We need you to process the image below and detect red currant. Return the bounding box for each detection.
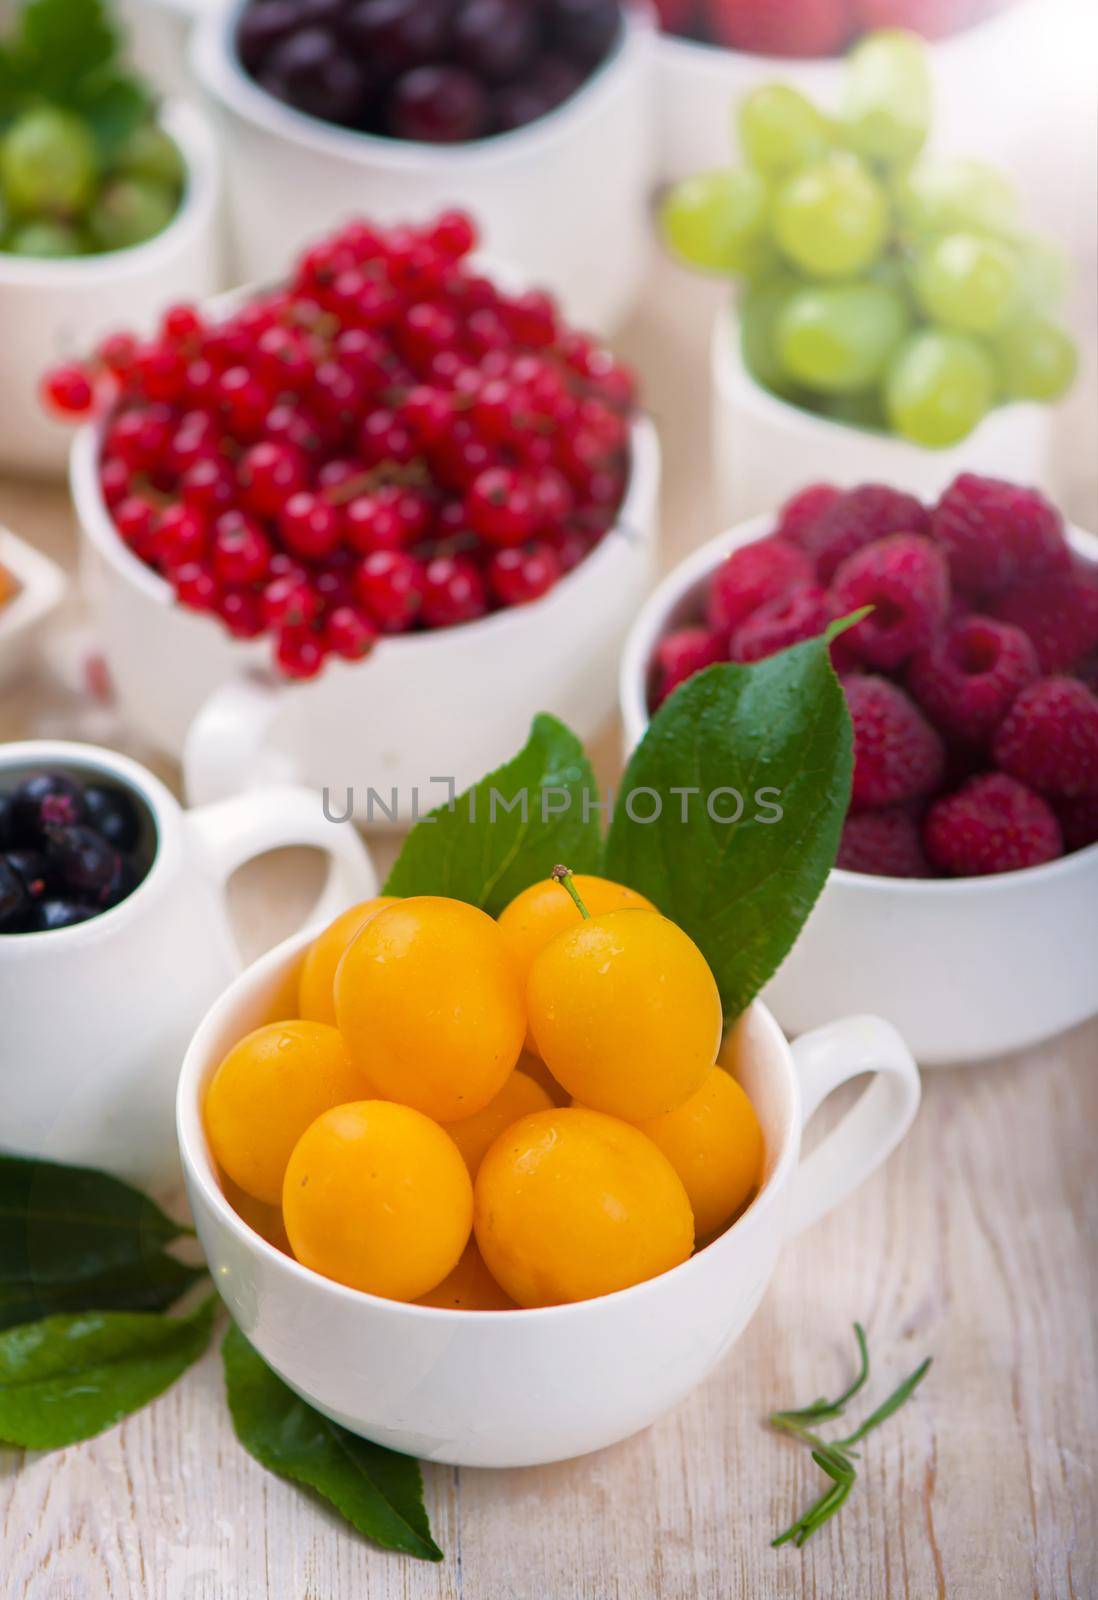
[262,574,320,630]
[325,605,378,660]
[219,587,265,638]
[279,491,343,561]
[275,626,326,680]
[421,556,488,628]
[41,364,95,417]
[174,561,220,612]
[238,440,308,517]
[212,511,272,586]
[465,467,537,547]
[488,543,562,606]
[354,550,425,633]
[154,505,208,568]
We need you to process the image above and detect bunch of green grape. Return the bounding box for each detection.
[0,107,185,259]
[661,30,1077,448]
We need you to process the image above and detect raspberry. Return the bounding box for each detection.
[906,615,1038,745]
[1055,794,1098,852]
[924,774,1062,877]
[831,534,949,671]
[931,475,1070,597]
[845,675,945,811]
[775,483,841,548]
[837,808,930,878]
[651,627,726,709]
[986,563,1098,674]
[706,538,811,635]
[1077,655,1098,697]
[730,583,830,663]
[803,485,929,583]
[993,677,1098,798]
[704,0,853,57]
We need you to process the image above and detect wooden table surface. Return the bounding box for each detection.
[1,256,1096,1600]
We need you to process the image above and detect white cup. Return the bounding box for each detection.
[619,516,1098,1066]
[711,307,1053,528]
[189,0,654,333]
[178,923,920,1468]
[0,741,376,1191]
[0,102,223,480]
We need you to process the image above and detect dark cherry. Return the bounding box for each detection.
[9,772,87,842]
[236,0,300,69]
[34,899,99,933]
[0,859,30,931]
[83,783,143,853]
[45,825,121,904]
[263,29,369,124]
[388,65,489,142]
[5,848,50,900]
[342,0,451,75]
[544,0,620,64]
[453,0,539,84]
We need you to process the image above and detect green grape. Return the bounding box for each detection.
[894,157,1019,239]
[776,281,909,394]
[88,179,177,251]
[661,168,770,276]
[738,84,831,180]
[885,330,995,447]
[5,219,87,257]
[0,108,99,218]
[773,154,888,280]
[113,122,186,192]
[994,317,1077,402]
[913,232,1021,335]
[820,390,889,433]
[841,30,930,169]
[1014,235,1070,312]
[739,275,801,398]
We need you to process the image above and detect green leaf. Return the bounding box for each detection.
[384,713,601,917]
[222,1324,443,1562]
[0,1152,189,1286]
[14,0,117,102]
[0,1294,216,1449]
[0,1254,205,1334]
[76,70,150,158]
[603,641,852,1020]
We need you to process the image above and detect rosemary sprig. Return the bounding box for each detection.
[769,1324,931,1549]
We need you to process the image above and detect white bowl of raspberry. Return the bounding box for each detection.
[67,219,659,822]
[710,307,1054,529]
[0,102,223,480]
[189,0,654,334]
[620,477,1098,1066]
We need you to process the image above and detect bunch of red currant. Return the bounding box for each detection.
[43,212,637,679]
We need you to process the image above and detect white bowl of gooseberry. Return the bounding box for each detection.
[620,477,1098,1065]
[189,0,654,333]
[62,214,658,815]
[0,101,223,478]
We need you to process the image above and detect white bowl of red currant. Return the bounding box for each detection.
[0,101,223,479]
[189,0,654,333]
[620,476,1098,1066]
[63,215,659,820]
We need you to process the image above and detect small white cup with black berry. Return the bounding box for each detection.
[620,474,1098,1067]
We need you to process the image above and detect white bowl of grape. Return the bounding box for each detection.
[189,0,654,333]
[0,0,223,477]
[661,30,1076,522]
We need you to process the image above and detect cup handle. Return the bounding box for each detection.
[786,1016,920,1238]
[182,675,294,808]
[186,784,378,950]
